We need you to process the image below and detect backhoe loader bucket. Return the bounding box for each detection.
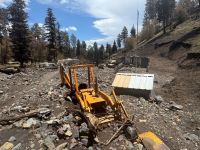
[139,132,170,150]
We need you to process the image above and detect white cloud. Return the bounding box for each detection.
[82,0,145,45]
[61,26,77,32]
[35,0,146,44]
[60,0,69,4]
[38,23,44,28]
[1,0,145,45]
[86,36,115,46]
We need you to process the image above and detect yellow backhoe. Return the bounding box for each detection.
[60,63,170,150]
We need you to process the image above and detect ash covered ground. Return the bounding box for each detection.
[0,56,199,150]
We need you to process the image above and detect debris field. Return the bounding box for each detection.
[0,55,199,150]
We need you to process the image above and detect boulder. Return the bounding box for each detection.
[155,95,164,103]
[22,118,40,129]
[44,136,56,150]
[63,114,74,122]
[57,124,71,137]
[8,136,16,142]
[169,103,183,110]
[81,138,88,147]
[65,129,73,137]
[184,133,199,141]
[12,143,22,150]
[79,123,89,136]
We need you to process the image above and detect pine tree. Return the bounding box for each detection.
[0,8,9,64]
[0,8,8,40]
[81,41,87,56]
[9,0,30,67]
[61,31,70,57]
[121,26,128,44]
[106,43,112,59]
[87,46,94,61]
[45,8,57,61]
[112,40,117,53]
[93,42,99,66]
[145,0,158,20]
[70,34,77,57]
[76,39,81,57]
[156,0,175,33]
[117,34,121,48]
[99,44,104,60]
[30,23,45,62]
[130,24,136,38]
[56,22,62,53]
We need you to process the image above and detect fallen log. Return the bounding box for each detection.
[0,110,39,125]
[0,108,51,125]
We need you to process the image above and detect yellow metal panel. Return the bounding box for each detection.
[83,93,105,104]
[139,132,163,144]
[139,132,170,150]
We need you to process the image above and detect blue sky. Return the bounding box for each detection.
[0,0,146,45]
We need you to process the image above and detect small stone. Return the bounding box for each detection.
[0,90,4,94]
[64,114,74,122]
[13,120,24,128]
[125,126,138,140]
[55,142,68,150]
[12,143,22,150]
[0,142,14,150]
[8,136,16,142]
[169,103,183,110]
[70,143,77,149]
[139,119,147,123]
[65,130,73,137]
[88,146,94,150]
[109,147,117,150]
[79,123,89,136]
[49,135,58,142]
[118,135,124,141]
[81,138,88,146]
[94,137,99,143]
[136,143,143,150]
[30,143,35,148]
[126,141,134,150]
[38,140,44,145]
[11,106,30,113]
[38,108,51,118]
[40,104,50,108]
[46,119,59,125]
[184,133,199,141]
[35,134,41,139]
[57,124,71,136]
[155,95,164,103]
[44,136,55,150]
[23,118,40,129]
[72,126,79,139]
